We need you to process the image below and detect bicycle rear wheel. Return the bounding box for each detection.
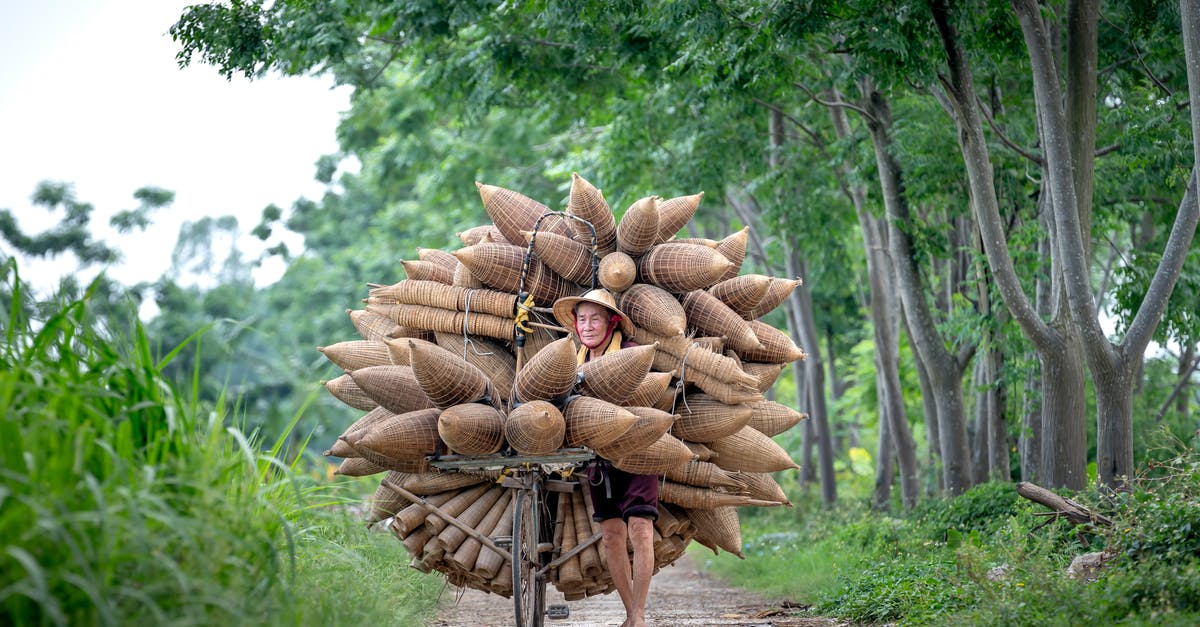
[511,481,547,627]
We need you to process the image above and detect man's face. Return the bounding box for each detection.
[575,301,614,349]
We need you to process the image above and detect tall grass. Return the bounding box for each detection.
[0,262,441,625]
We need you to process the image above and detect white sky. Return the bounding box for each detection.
[0,0,351,297]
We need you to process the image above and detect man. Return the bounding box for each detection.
[553,288,656,627]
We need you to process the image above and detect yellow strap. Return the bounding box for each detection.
[514,293,536,333]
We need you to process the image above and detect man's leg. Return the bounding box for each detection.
[599,518,633,622]
[627,516,655,627]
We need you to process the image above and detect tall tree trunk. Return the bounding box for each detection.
[873,381,895,511]
[789,251,837,506]
[907,310,943,495]
[971,356,990,484]
[986,340,1011,481]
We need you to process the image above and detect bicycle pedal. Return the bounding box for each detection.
[493,536,512,548]
[546,604,569,620]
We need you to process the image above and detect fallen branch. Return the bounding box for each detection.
[1016,481,1115,529]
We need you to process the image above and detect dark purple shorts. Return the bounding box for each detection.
[586,462,659,522]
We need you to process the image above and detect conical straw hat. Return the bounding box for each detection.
[655,192,703,243]
[506,400,566,455]
[715,227,749,281]
[324,373,379,411]
[624,371,675,408]
[616,196,660,256]
[746,400,805,438]
[708,425,799,473]
[747,277,802,319]
[348,365,436,414]
[566,173,617,255]
[551,289,633,337]
[434,332,516,403]
[476,181,573,244]
[736,320,807,365]
[577,343,657,404]
[597,251,636,292]
[617,284,686,337]
[707,274,771,319]
[592,406,675,460]
[681,290,763,353]
[611,432,694,474]
[522,229,594,286]
[318,340,392,371]
[686,505,744,557]
[562,396,639,449]
[400,258,454,285]
[671,393,754,443]
[735,472,791,506]
[352,407,443,461]
[407,339,493,408]
[637,243,732,293]
[348,309,399,342]
[514,337,578,402]
[439,402,505,455]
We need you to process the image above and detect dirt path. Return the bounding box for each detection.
[428,552,835,627]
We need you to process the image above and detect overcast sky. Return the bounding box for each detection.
[0,0,351,294]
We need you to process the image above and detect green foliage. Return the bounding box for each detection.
[912,481,1023,541]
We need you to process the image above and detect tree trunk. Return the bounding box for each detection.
[873,378,894,511]
[971,356,990,484]
[907,309,943,495]
[788,251,837,506]
[986,342,1011,481]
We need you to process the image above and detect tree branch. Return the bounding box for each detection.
[975,94,1043,164]
[1154,352,1200,423]
[793,81,877,123]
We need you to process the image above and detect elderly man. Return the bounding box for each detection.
[553,288,656,627]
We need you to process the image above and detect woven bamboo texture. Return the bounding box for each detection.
[389,488,462,536]
[576,343,657,404]
[522,229,594,285]
[453,242,574,306]
[335,405,395,444]
[624,371,675,408]
[368,481,411,523]
[517,323,563,362]
[683,440,717,462]
[323,373,379,411]
[555,493,584,589]
[407,339,493,408]
[615,196,660,256]
[351,407,443,461]
[434,332,516,403]
[708,425,799,473]
[505,400,566,455]
[659,482,768,509]
[349,365,436,414]
[597,251,636,292]
[638,242,732,293]
[318,340,392,371]
[747,277,802,319]
[348,309,399,341]
[401,259,454,285]
[384,469,490,495]
[715,227,749,281]
[630,328,761,404]
[686,505,743,557]
[368,303,514,343]
[707,274,771,319]
[617,284,687,337]
[680,289,763,353]
[416,247,459,274]
[384,337,412,365]
[513,337,577,402]
[671,394,754,443]
[747,400,805,437]
[735,472,791,506]
[591,405,675,460]
[566,173,617,255]
[424,483,493,536]
[369,280,517,318]
[670,237,718,247]
[476,181,573,245]
[736,320,807,364]
[611,432,694,474]
[562,396,638,448]
[334,456,387,477]
[664,459,745,491]
[453,262,485,288]
[434,485,506,554]
[741,361,786,393]
[655,192,703,243]
[457,224,508,246]
[570,489,603,579]
[438,402,505,454]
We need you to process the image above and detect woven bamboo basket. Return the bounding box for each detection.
[448,489,511,576]
[655,192,704,243]
[611,432,694,474]
[570,489,603,579]
[400,259,454,285]
[707,274,771,319]
[436,485,506,554]
[664,459,746,491]
[348,365,436,414]
[416,246,459,273]
[333,405,395,445]
[562,396,639,448]
[471,500,515,585]
[457,224,509,246]
[522,229,594,285]
[616,196,660,256]
[683,440,718,462]
[453,242,574,306]
[747,277,802,319]
[671,393,754,443]
[369,280,517,319]
[637,242,732,293]
[351,407,443,461]
[707,425,799,473]
[407,339,494,408]
[576,343,657,404]
[741,361,786,393]
[631,329,761,399]
[566,172,617,255]
[323,373,379,411]
[506,400,566,455]
[334,456,388,477]
[591,405,675,460]
[736,320,807,364]
[714,227,750,281]
[347,309,399,342]
[476,181,574,245]
[695,337,726,353]
[654,503,687,537]
[317,340,392,371]
[680,290,763,353]
[425,483,493,536]
[434,332,516,402]
[331,431,431,474]
[384,469,490,495]
[368,303,514,342]
[670,237,718,247]
[617,284,687,337]
[368,480,411,523]
[438,402,505,455]
[746,400,805,438]
[390,489,459,536]
[597,251,636,292]
[517,323,563,362]
[514,337,577,402]
[686,505,744,557]
[384,337,413,366]
[659,481,766,509]
[553,494,584,590]
[735,472,791,506]
[624,371,675,408]
[453,262,485,288]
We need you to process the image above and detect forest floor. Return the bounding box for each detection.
[428,551,838,627]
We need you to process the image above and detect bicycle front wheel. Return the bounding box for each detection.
[511,482,547,627]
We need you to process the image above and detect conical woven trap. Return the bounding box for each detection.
[611,432,694,474]
[522,229,594,285]
[683,440,718,462]
[617,284,686,337]
[336,405,396,444]
[351,407,443,461]
[615,196,659,256]
[434,332,516,403]
[318,340,392,371]
[715,227,749,281]
[736,320,806,364]
[348,365,436,414]
[597,251,635,292]
[741,361,786,393]
[453,262,484,288]
[506,400,566,455]
[514,337,578,402]
[624,371,675,408]
[664,459,745,491]
[438,402,505,455]
[458,224,508,246]
[707,273,771,319]
[348,309,400,342]
[566,172,617,255]
[670,393,753,443]
[562,396,638,448]
[747,400,805,437]
[686,505,744,557]
[416,246,459,273]
[324,373,379,411]
[659,481,760,509]
[656,192,703,243]
[735,472,791,506]
[369,280,517,318]
[435,486,506,554]
[335,456,388,477]
[401,258,454,285]
[367,480,411,523]
[681,290,762,353]
[747,277,801,319]
[367,303,514,342]
[637,242,732,293]
[407,339,493,408]
[631,329,760,396]
[476,181,573,246]
[453,242,574,306]
[708,425,799,473]
[384,337,413,365]
[577,343,657,404]
[591,405,675,460]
